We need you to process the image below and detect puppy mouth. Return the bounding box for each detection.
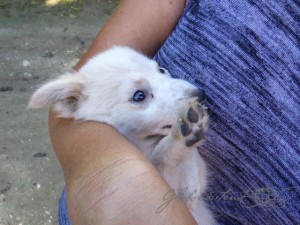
[162,124,172,129]
[144,124,172,140]
[145,134,166,140]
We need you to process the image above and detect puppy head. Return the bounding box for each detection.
[29,46,200,138]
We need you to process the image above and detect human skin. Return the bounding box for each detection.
[48,0,197,225]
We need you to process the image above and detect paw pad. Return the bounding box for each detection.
[180,122,191,137]
[185,128,204,147]
[175,100,208,147]
[187,107,199,123]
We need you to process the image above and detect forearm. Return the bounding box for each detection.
[74,0,186,70]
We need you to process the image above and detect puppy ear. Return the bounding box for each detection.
[28,73,86,118]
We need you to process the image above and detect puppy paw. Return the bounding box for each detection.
[173,99,208,147]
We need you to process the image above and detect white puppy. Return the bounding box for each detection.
[29,46,215,224]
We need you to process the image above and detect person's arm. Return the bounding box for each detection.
[74,0,186,70]
[49,0,196,224]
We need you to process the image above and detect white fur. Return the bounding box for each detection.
[29,46,216,224]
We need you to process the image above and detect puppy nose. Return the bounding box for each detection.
[196,89,206,102]
[189,89,206,102]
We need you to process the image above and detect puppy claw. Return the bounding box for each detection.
[196,104,204,117]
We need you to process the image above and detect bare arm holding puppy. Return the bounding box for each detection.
[47,1,198,225]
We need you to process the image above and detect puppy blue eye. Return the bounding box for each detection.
[132,90,146,102]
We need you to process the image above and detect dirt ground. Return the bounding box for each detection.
[0,1,118,224]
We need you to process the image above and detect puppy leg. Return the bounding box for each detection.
[151,99,208,209]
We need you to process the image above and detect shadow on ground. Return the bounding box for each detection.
[0,1,118,224]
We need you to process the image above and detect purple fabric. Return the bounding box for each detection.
[154,0,300,224]
[59,188,71,225]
